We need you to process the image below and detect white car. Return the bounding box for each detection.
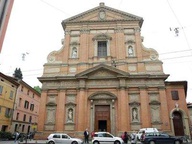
[47,133,83,144]
[136,128,159,140]
[92,132,124,144]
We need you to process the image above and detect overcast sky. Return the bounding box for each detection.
[0,0,192,102]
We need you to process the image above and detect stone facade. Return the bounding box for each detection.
[37,3,190,139]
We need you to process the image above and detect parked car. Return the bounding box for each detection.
[47,133,83,144]
[92,132,124,144]
[143,132,183,144]
[136,128,158,140]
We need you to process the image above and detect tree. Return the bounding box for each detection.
[13,68,23,80]
[33,86,41,93]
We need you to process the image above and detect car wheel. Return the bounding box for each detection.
[114,140,120,144]
[175,140,181,144]
[149,141,155,144]
[48,141,55,144]
[72,141,78,144]
[93,141,100,144]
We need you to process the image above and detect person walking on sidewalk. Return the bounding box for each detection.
[14,131,19,143]
[130,131,137,144]
[84,128,89,144]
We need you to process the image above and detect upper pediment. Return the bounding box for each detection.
[76,64,129,79]
[62,3,143,29]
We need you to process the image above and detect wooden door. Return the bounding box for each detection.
[95,105,110,132]
[173,111,184,136]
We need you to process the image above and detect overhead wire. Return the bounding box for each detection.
[166,0,192,52]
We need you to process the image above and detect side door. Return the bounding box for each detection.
[53,134,62,143]
[62,134,71,144]
[103,133,114,144]
[158,134,172,144]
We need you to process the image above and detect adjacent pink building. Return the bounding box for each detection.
[11,80,41,134]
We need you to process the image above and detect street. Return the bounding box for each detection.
[0,140,191,144]
[0,140,46,144]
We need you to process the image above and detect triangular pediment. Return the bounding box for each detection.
[76,64,129,79]
[62,3,143,29]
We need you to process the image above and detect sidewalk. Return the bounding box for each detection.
[18,139,47,144]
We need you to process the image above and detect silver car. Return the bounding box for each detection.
[47,133,83,144]
[92,132,124,144]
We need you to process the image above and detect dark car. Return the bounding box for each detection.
[143,132,183,144]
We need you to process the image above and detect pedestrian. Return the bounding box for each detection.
[140,131,146,144]
[91,131,95,139]
[130,131,137,144]
[122,131,129,144]
[84,128,89,144]
[14,131,19,143]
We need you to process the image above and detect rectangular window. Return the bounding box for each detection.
[27,90,30,95]
[30,104,34,111]
[98,41,107,57]
[22,125,25,132]
[171,90,179,100]
[24,100,29,109]
[29,116,32,123]
[21,86,23,92]
[16,113,19,120]
[0,85,3,95]
[23,114,26,121]
[5,108,12,118]
[19,98,22,107]
[9,91,14,99]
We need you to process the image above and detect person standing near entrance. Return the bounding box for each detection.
[84,128,89,144]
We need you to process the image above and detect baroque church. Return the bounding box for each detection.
[37,3,190,139]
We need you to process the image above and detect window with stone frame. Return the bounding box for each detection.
[9,90,14,99]
[171,90,179,100]
[24,100,29,109]
[23,114,26,121]
[92,34,112,57]
[0,85,3,95]
[98,41,107,57]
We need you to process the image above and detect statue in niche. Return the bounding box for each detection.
[71,48,77,58]
[128,46,134,56]
[132,108,138,121]
[68,109,73,121]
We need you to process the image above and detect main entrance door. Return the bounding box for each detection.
[95,105,110,132]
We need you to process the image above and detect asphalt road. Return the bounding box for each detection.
[1,140,192,144]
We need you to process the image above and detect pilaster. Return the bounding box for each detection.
[55,90,66,131]
[159,87,170,131]
[38,90,47,131]
[140,87,151,127]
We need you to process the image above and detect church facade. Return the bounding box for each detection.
[37,3,190,139]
